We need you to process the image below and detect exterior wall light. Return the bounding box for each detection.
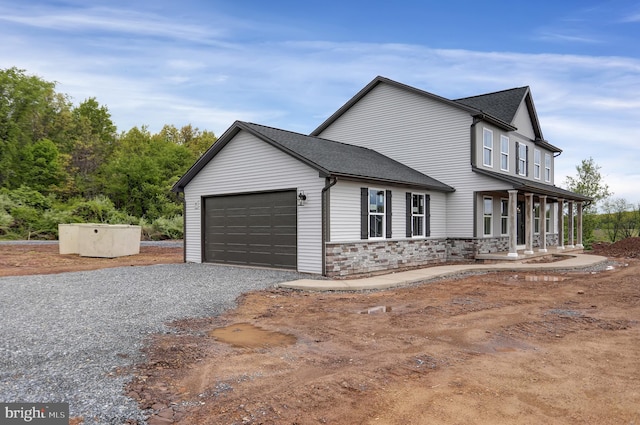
[298,191,307,206]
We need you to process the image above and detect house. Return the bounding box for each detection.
[172,76,590,277]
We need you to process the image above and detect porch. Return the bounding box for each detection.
[475,245,586,262]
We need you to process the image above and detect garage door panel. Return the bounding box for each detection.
[203,191,297,269]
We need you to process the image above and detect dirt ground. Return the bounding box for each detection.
[0,243,183,276]
[2,241,639,424]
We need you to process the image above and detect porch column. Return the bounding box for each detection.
[567,200,575,248]
[557,198,565,250]
[524,192,534,255]
[539,195,548,253]
[507,190,518,257]
[576,201,584,249]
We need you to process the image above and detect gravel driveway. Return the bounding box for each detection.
[0,263,306,424]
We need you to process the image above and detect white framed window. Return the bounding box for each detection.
[411,193,425,237]
[517,142,527,176]
[483,196,493,236]
[483,128,493,167]
[534,149,541,180]
[545,203,551,232]
[369,189,385,238]
[500,199,509,235]
[545,153,551,182]
[500,136,509,171]
[534,202,540,234]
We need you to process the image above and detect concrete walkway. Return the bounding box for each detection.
[279,253,609,291]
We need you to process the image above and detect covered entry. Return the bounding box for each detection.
[203,190,297,269]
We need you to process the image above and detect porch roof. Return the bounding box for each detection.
[472,166,592,202]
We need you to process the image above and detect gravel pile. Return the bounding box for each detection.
[0,263,307,424]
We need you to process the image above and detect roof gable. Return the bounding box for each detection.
[456,87,561,153]
[173,121,455,193]
[310,76,515,136]
[454,87,529,124]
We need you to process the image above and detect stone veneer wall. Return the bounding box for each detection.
[325,234,563,277]
[325,239,449,278]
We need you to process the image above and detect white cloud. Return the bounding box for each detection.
[0,4,638,202]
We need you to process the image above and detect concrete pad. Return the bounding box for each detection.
[279,254,609,292]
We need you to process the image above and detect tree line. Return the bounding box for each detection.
[0,67,215,239]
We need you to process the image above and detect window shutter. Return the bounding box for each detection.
[385,190,392,238]
[360,188,368,239]
[425,194,431,237]
[515,141,520,174]
[525,145,529,176]
[406,192,412,237]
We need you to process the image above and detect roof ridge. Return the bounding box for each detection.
[454,86,529,101]
[241,121,388,153]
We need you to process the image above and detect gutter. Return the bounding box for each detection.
[321,176,338,277]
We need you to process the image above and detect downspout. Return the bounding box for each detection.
[321,176,338,277]
[178,190,186,263]
[470,117,482,240]
[470,115,482,167]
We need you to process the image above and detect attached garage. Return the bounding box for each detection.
[203,190,297,269]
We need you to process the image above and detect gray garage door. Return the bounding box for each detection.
[203,191,297,269]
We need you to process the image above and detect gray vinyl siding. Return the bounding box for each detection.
[183,130,324,274]
[475,123,555,185]
[318,82,482,237]
[328,180,447,242]
[512,102,536,139]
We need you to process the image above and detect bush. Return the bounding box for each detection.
[140,215,183,240]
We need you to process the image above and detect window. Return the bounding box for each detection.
[411,194,425,237]
[500,136,509,171]
[406,193,430,238]
[483,128,493,167]
[534,202,540,234]
[483,197,493,236]
[362,188,391,239]
[369,189,385,238]
[500,199,509,235]
[545,204,551,232]
[517,142,527,176]
[545,153,551,182]
[534,149,541,179]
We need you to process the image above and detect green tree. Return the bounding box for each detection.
[67,98,117,197]
[21,139,66,193]
[563,157,612,247]
[563,157,612,213]
[0,67,72,190]
[98,126,194,219]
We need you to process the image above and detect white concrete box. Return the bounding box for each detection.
[58,223,80,254]
[59,224,141,258]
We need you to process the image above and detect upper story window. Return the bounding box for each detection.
[500,136,509,171]
[483,196,493,236]
[483,129,493,167]
[545,153,551,182]
[534,149,541,180]
[516,142,527,176]
[369,189,385,238]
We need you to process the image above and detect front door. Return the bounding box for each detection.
[517,200,525,245]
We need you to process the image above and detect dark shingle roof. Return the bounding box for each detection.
[173,121,455,192]
[472,166,592,202]
[454,87,529,124]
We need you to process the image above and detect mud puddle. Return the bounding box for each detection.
[208,323,296,348]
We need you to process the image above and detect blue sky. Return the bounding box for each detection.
[1,0,639,203]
